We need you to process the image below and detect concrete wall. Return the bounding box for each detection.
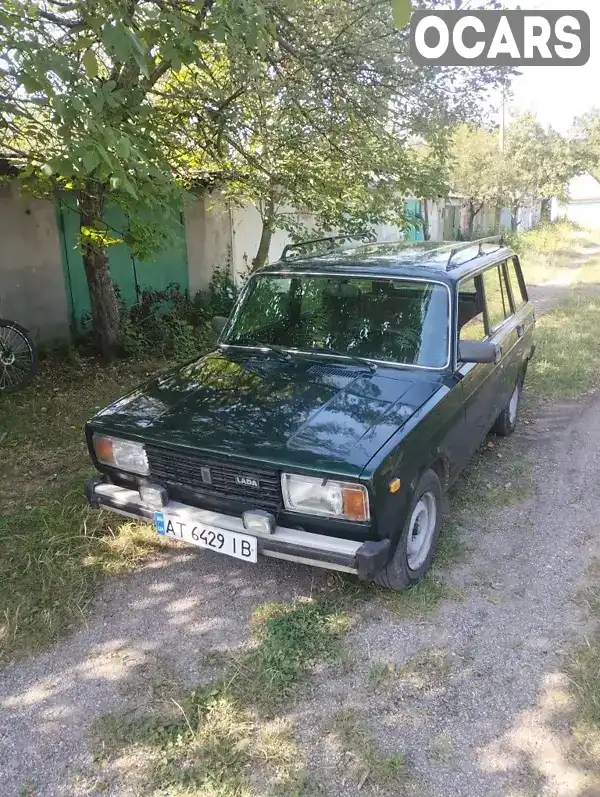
[185,191,234,294]
[230,203,317,282]
[0,183,69,340]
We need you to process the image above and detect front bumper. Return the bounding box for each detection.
[86,478,389,580]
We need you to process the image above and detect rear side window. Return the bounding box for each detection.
[482,265,512,332]
[506,257,527,309]
[458,277,485,342]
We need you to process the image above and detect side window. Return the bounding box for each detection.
[458,277,485,342]
[506,257,527,309]
[482,265,512,333]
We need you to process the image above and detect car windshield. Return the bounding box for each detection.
[223,274,450,369]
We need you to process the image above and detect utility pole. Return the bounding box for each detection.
[496,83,507,234]
[499,83,506,154]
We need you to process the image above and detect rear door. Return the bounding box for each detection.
[505,255,536,368]
[481,263,517,418]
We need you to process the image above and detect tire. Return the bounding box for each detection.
[374,469,443,591]
[492,374,523,437]
[0,320,38,393]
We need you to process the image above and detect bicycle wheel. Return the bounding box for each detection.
[0,320,38,393]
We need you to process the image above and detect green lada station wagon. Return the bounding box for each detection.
[86,236,535,590]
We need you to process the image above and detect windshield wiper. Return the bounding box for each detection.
[219,340,291,361]
[307,348,378,372]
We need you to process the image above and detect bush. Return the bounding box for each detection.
[505,218,584,258]
[117,266,240,361]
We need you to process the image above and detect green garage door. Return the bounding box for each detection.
[57,196,189,331]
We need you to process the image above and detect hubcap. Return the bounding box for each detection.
[508,383,520,425]
[406,491,438,571]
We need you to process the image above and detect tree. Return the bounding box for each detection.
[449,124,501,238]
[573,108,600,182]
[499,113,580,230]
[0,0,284,355]
[167,0,510,269]
[1,0,510,352]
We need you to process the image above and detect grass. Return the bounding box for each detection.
[0,355,168,660]
[527,290,600,401]
[367,647,453,698]
[568,562,600,777]
[507,220,600,288]
[451,441,533,513]
[94,598,349,795]
[327,708,406,790]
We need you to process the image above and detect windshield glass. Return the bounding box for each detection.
[223,274,450,369]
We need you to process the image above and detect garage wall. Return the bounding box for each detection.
[185,191,233,293]
[0,183,70,340]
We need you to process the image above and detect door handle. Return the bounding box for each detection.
[517,324,525,338]
[494,346,502,365]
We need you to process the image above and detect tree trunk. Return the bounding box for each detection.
[494,202,502,234]
[467,200,486,240]
[422,200,430,241]
[540,198,551,222]
[511,204,520,231]
[252,192,276,271]
[78,180,120,359]
[467,201,475,240]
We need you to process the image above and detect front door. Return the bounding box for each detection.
[457,261,518,458]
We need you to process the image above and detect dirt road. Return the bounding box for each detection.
[1,286,600,797]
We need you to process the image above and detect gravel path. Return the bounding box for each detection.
[2,283,600,797]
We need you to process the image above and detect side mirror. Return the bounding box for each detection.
[212,316,228,335]
[459,340,498,364]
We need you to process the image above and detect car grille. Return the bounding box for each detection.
[145,446,282,512]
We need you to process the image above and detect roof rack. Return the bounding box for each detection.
[446,235,505,268]
[281,234,376,261]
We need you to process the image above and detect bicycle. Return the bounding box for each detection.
[0,319,38,392]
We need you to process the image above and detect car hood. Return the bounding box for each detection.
[91,351,442,474]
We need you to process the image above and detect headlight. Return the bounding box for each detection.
[92,433,149,476]
[281,474,370,522]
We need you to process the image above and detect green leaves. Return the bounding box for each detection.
[82,49,98,78]
[392,0,412,30]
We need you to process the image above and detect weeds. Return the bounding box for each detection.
[327,708,406,789]
[504,218,583,261]
[528,291,600,400]
[0,357,168,659]
[94,598,347,795]
[568,561,600,773]
[384,572,464,619]
[117,267,238,361]
[237,600,351,710]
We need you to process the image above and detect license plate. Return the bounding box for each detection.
[154,512,257,563]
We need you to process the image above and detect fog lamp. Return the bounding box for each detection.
[139,484,168,509]
[242,510,276,535]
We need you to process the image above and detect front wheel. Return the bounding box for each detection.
[374,469,443,591]
[0,320,37,393]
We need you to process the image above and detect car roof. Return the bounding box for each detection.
[258,238,515,285]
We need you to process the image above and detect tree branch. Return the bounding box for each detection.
[38,9,82,27]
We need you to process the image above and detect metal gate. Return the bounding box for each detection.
[57,195,189,331]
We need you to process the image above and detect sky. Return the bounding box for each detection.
[499,0,600,132]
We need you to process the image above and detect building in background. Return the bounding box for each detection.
[0,180,542,341]
[552,173,600,229]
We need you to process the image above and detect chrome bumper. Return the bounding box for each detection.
[86,478,390,579]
